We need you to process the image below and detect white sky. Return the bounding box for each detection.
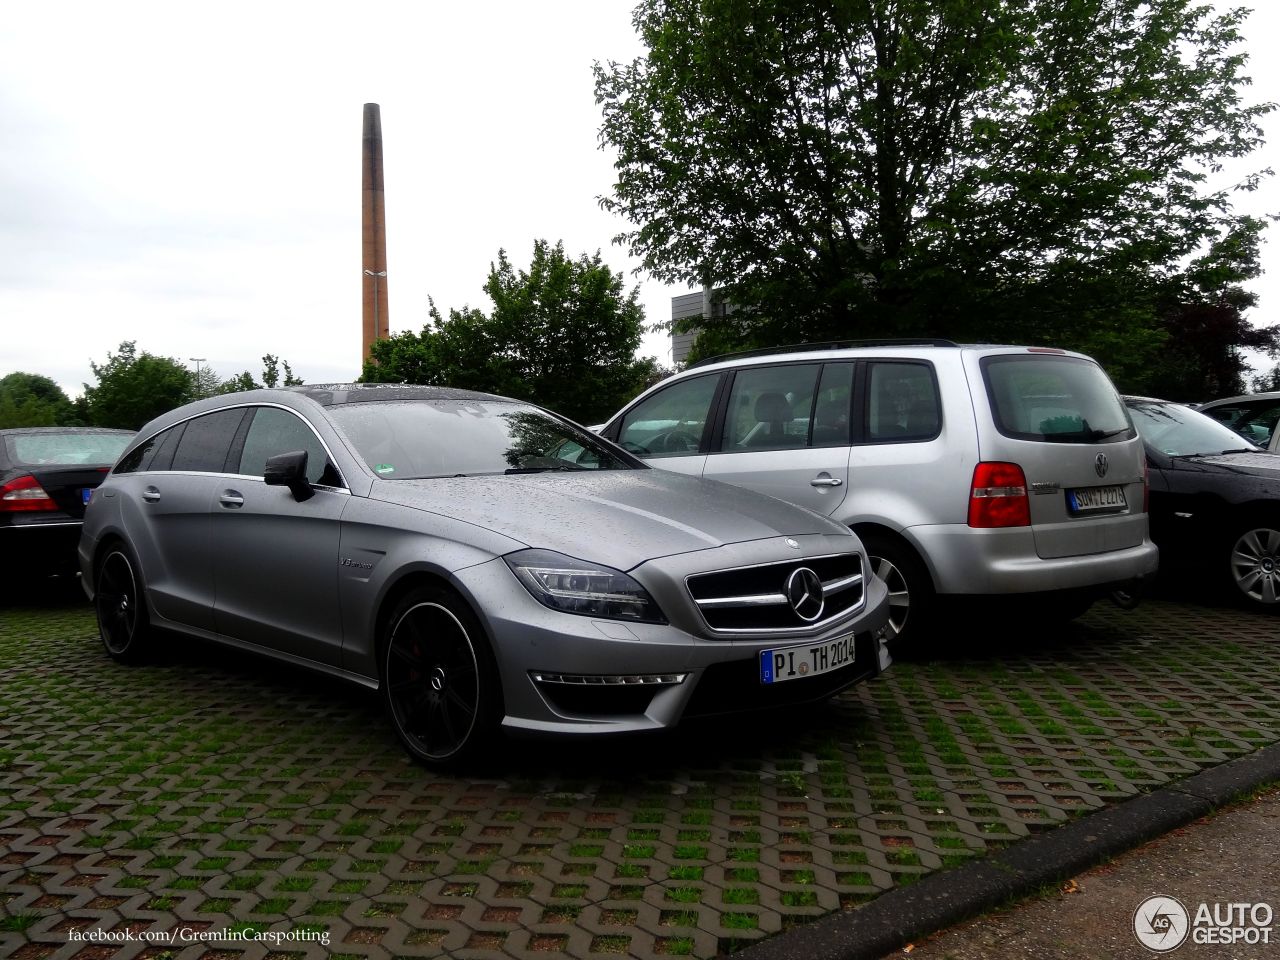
[0,1,1276,399]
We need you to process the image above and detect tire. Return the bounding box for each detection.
[94,544,153,663]
[861,533,935,651]
[1226,521,1280,609]
[379,584,501,766]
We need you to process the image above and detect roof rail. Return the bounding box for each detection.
[688,339,960,369]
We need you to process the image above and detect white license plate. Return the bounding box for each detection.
[760,634,855,685]
[1069,484,1126,513]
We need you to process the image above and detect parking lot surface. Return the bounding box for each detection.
[2,586,1279,959]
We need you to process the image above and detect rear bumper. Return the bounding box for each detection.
[912,524,1160,595]
[0,520,84,574]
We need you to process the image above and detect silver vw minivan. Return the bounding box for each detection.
[599,342,1159,646]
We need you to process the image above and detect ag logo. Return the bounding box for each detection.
[1134,895,1190,952]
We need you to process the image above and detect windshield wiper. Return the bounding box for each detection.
[504,465,587,474]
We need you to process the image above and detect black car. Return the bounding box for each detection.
[1,427,135,577]
[1124,397,1279,610]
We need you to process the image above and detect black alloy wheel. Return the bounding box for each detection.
[95,546,152,663]
[381,587,497,765]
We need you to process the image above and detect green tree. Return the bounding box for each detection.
[215,355,305,395]
[82,341,193,429]
[595,0,1272,376]
[362,240,660,424]
[0,373,78,428]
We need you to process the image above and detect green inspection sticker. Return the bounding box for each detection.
[374,463,396,475]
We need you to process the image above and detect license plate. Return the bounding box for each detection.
[1068,485,1126,513]
[760,634,855,685]
[81,488,93,506]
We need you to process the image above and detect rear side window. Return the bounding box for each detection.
[982,355,1132,443]
[866,362,940,442]
[721,364,820,451]
[618,374,719,458]
[170,409,248,472]
[238,407,341,486]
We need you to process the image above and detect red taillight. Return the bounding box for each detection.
[0,475,57,512]
[968,461,1030,528]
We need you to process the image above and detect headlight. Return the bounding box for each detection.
[505,549,666,623]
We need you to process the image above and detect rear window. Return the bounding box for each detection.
[5,432,133,467]
[982,355,1133,443]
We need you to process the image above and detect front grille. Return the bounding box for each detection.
[686,553,864,632]
[683,633,878,718]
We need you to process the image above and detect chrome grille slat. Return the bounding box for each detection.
[686,552,866,634]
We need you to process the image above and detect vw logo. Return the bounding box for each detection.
[1094,452,1109,478]
[785,567,825,623]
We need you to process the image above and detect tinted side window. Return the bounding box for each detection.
[114,434,162,474]
[618,375,719,458]
[238,407,340,486]
[721,364,820,451]
[867,362,941,442]
[171,410,248,473]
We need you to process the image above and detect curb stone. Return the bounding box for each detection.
[735,742,1280,960]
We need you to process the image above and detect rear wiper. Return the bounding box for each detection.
[1088,427,1131,441]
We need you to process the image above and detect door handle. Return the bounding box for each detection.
[219,492,245,508]
[141,487,161,503]
[810,477,843,488]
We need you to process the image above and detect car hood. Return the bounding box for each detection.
[367,469,845,570]
[1174,451,1280,480]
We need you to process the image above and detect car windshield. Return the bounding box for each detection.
[5,432,132,467]
[328,400,641,479]
[1126,399,1263,457]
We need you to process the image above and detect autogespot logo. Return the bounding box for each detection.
[1134,895,1190,952]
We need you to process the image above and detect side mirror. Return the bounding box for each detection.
[263,450,315,502]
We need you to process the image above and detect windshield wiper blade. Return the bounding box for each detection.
[504,466,587,474]
[1088,427,1131,441]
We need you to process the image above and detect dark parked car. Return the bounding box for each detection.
[1124,397,1279,610]
[1,427,135,577]
[1195,391,1280,454]
[80,385,891,766]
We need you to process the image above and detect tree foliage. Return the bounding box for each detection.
[81,341,193,430]
[361,240,660,424]
[595,0,1274,383]
[212,354,304,396]
[0,373,78,428]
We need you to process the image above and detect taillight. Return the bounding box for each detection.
[968,461,1030,528]
[0,475,57,512]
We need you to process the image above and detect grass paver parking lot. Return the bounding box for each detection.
[2,587,1279,959]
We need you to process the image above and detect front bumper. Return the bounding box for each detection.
[453,550,891,737]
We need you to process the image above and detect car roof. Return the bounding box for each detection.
[285,383,508,406]
[1198,392,1280,408]
[682,340,1094,374]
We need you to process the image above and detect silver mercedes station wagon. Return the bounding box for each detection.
[80,384,890,765]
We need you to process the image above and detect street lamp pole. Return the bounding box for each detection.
[364,269,388,340]
[189,357,207,398]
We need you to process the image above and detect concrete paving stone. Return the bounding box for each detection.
[5,593,1280,958]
